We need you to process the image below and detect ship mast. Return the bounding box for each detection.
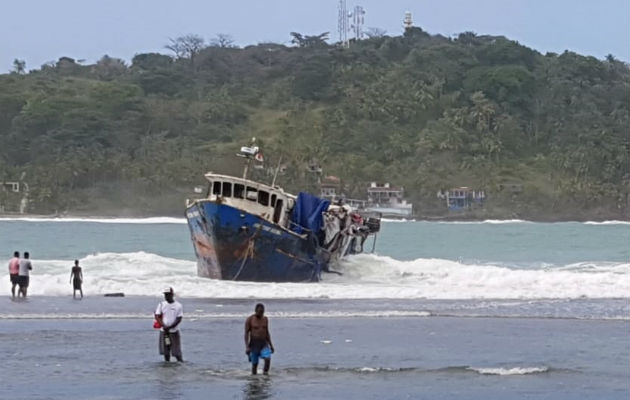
[237,138,263,180]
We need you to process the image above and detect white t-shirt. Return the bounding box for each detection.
[155,300,183,332]
[18,259,32,276]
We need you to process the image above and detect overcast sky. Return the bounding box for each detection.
[2,0,629,72]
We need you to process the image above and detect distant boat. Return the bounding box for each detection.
[185,144,381,282]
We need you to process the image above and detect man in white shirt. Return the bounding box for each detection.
[18,251,32,298]
[155,286,183,362]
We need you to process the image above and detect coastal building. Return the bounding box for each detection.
[319,176,341,200]
[1,181,20,193]
[365,182,413,217]
[319,176,367,209]
[0,181,28,214]
[438,187,486,210]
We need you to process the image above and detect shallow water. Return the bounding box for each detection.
[1,298,628,400]
[0,218,628,398]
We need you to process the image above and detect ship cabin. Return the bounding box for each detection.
[203,173,295,228]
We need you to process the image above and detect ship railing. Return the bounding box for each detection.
[287,220,312,236]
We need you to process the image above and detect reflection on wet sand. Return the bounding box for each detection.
[242,375,272,400]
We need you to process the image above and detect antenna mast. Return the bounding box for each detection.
[338,0,349,48]
[350,5,365,41]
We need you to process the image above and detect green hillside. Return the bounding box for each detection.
[0,28,628,220]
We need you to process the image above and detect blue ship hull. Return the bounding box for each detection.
[186,200,326,282]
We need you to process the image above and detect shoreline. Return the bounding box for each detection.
[1,212,628,223]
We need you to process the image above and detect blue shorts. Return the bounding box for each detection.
[249,346,271,364]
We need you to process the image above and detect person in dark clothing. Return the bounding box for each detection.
[69,260,83,299]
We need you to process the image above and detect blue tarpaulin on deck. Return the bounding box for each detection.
[290,192,330,234]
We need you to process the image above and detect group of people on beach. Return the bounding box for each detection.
[7,252,84,299]
[8,251,32,298]
[8,254,271,374]
[155,287,275,375]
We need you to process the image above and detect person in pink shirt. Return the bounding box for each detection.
[8,251,20,298]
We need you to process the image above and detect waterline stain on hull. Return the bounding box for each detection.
[186,201,324,282]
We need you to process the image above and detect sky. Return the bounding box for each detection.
[1,0,629,72]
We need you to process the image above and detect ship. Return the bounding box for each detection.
[185,144,381,282]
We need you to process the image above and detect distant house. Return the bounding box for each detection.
[320,176,341,200]
[439,187,486,210]
[318,176,367,209]
[365,182,413,217]
[1,181,20,193]
[0,181,28,214]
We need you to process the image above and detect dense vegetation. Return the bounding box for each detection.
[0,28,628,219]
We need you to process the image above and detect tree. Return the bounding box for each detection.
[457,31,478,46]
[131,53,173,70]
[12,59,26,74]
[210,33,236,48]
[290,32,329,48]
[165,34,205,62]
[93,55,127,80]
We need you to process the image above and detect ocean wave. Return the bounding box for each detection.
[18,252,630,300]
[0,310,433,320]
[0,217,186,224]
[380,218,415,223]
[467,366,549,375]
[583,220,630,225]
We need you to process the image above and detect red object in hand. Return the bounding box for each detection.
[153,320,161,329]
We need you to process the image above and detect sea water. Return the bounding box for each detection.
[0,218,628,399]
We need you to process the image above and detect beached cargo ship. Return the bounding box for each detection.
[185,145,381,282]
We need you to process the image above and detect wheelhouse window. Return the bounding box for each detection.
[270,194,277,207]
[234,184,245,199]
[257,190,270,206]
[222,182,232,197]
[246,186,258,202]
[273,199,283,223]
[212,181,221,195]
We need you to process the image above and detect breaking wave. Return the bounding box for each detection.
[466,366,550,375]
[1,217,626,225]
[0,217,186,224]
[16,252,630,300]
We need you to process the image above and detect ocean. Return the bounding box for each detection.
[0,218,628,399]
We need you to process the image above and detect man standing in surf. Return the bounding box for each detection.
[69,260,83,299]
[155,287,184,362]
[244,303,275,375]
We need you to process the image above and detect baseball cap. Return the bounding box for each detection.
[162,286,174,294]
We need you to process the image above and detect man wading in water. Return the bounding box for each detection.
[155,287,183,362]
[245,303,275,375]
[69,260,83,299]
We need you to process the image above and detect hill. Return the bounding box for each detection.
[0,28,628,220]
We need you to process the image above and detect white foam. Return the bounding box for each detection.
[584,220,630,225]
[0,217,185,224]
[436,219,531,225]
[15,252,630,300]
[468,366,549,375]
[381,218,414,223]
[0,310,433,320]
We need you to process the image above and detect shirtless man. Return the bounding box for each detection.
[244,303,275,375]
[69,260,83,299]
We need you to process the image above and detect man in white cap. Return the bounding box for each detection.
[155,286,184,362]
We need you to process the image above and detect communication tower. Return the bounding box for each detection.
[403,11,413,31]
[338,0,349,47]
[350,6,366,40]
